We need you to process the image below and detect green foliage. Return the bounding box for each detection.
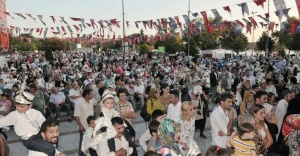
[114,40,123,50]
[194,30,219,50]
[219,29,248,54]
[139,43,150,54]
[184,37,199,56]
[256,32,275,53]
[154,37,183,54]
[287,33,300,51]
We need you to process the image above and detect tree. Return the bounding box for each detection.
[41,37,65,61]
[114,40,123,50]
[219,29,248,54]
[139,43,150,54]
[194,30,219,50]
[256,32,275,53]
[184,37,199,56]
[154,37,183,54]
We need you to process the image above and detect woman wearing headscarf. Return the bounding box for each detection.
[155,118,181,156]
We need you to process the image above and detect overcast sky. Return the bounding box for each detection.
[6,0,299,41]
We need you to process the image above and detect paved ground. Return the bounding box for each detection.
[6,109,213,156]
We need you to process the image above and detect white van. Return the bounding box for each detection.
[202,49,237,59]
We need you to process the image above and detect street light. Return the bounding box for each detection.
[265,0,270,57]
[251,12,257,56]
[122,0,126,62]
[187,0,191,62]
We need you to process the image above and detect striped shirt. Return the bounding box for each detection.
[229,135,256,156]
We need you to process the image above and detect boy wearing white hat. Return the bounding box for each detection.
[0,91,56,156]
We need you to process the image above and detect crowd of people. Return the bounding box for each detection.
[0,50,299,156]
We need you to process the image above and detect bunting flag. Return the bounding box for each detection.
[71,18,85,28]
[150,20,153,29]
[290,20,299,33]
[98,20,104,29]
[182,15,190,24]
[235,20,245,28]
[192,12,199,17]
[268,22,275,32]
[223,6,231,15]
[37,15,46,26]
[152,21,158,29]
[26,14,36,21]
[211,9,222,19]
[110,19,120,28]
[273,0,287,21]
[259,22,264,28]
[142,21,148,30]
[246,23,252,34]
[224,21,232,30]
[60,17,68,25]
[73,25,80,32]
[296,0,300,18]
[86,23,92,27]
[3,12,15,19]
[157,19,162,30]
[248,17,258,28]
[61,26,66,34]
[56,27,60,34]
[174,16,181,28]
[282,8,290,18]
[265,13,269,18]
[253,0,266,8]
[207,24,214,34]
[15,13,26,20]
[43,28,48,38]
[242,18,251,25]
[200,11,209,26]
[257,15,269,22]
[39,28,43,36]
[90,19,96,28]
[36,28,40,33]
[50,16,56,23]
[135,21,140,28]
[67,25,73,34]
[126,21,130,28]
[237,3,249,17]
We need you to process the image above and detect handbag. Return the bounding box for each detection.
[140,99,152,122]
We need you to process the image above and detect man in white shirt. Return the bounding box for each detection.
[74,89,95,156]
[49,87,72,122]
[133,80,146,107]
[28,119,66,156]
[97,117,132,156]
[167,90,182,122]
[210,93,235,148]
[275,90,294,138]
[69,81,83,108]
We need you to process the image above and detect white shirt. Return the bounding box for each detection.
[167,101,182,122]
[139,129,151,151]
[69,88,82,104]
[0,109,45,140]
[133,85,144,94]
[74,98,94,129]
[275,99,288,135]
[49,92,66,104]
[97,136,131,156]
[210,106,230,148]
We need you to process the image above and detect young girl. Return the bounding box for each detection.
[227,123,257,156]
[179,101,201,155]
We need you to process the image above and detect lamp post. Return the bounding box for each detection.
[122,0,126,62]
[265,0,270,57]
[187,0,191,62]
[251,12,257,56]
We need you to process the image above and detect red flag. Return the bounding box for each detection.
[50,16,56,23]
[296,0,300,18]
[246,24,251,34]
[77,34,80,38]
[248,17,258,28]
[26,14,36,21]
[152,22,158,29]
[90,19,96,29]
[110,19,120,27]
[268,22,275,32]
[86,23,92,27]
[61,26,66,34]
[39,28,43,36]
[73,25,80,32]
[207,24,214,34]
[3,12,15,19]
[224,21,232,30]
[253,0,266,8]
[265,13,269,18]
[200,11,209,26]
[142,21,148,30]
[290,21,299,33]
[223,6,231,15]
[36,28,40,32]
[235,20,245,28]
[174,16,182,28]
[70,17,82,21]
